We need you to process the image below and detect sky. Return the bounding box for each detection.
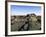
[11,5,41,16]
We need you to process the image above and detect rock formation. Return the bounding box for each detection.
[11,13,41,31]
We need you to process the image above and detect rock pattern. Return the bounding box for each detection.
[11,14,41,31]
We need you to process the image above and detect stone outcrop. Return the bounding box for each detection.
[11,13,41,31]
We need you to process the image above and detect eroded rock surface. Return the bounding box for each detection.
[11,14,41,31]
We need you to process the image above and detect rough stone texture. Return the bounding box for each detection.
[11,14,41,31]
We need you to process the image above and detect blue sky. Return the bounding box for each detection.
[11,5,41,15]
